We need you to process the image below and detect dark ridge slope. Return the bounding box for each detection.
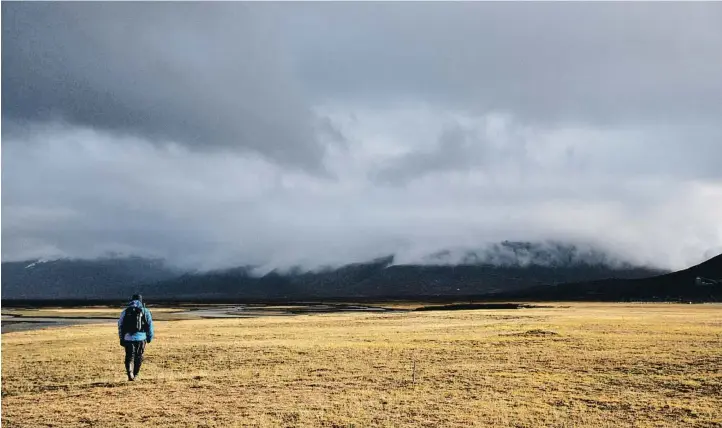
[497,253,722,301]
[1,257,180,299]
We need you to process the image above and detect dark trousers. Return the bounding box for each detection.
[124,340,146,377]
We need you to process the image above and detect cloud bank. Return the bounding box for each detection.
[3,2,721,271]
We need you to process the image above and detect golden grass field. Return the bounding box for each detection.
[2,303,721,427]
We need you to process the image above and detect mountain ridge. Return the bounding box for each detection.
[5,242,715,302]
[2,241,663,300]
[494,253,722,301]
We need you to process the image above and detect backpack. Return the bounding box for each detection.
[122,305,147,335]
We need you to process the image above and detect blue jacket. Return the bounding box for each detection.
[118,300,154,343]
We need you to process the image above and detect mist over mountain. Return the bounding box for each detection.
[401,241,636,268]
[142,244,664,300]
[1,242,668,300]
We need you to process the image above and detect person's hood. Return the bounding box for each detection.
[128,299,143,308]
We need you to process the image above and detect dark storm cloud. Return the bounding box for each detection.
[5,2,721,156]
[283,2,722,184]
[2,2,326,170]
[286,2,722,124]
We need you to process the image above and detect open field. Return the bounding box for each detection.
[2,303,721,427]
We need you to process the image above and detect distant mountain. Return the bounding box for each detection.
[495,253,722,301]
[140,261,662,301]
[421,241,626,267]
[1,257,180,299]
[1,242,681,301]
[140,242,666,300]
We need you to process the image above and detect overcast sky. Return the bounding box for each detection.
[3,2,721,271]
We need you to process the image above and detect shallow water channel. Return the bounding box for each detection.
[1,304,396,333]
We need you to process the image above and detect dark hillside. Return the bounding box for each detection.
[497,254,722,301]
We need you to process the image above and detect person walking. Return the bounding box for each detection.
[118,294,154,381]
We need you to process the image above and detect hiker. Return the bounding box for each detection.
[117,294,154,381]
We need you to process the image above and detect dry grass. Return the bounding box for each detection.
[2,303,721,427]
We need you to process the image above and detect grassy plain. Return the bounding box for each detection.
[2,303,721,427]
